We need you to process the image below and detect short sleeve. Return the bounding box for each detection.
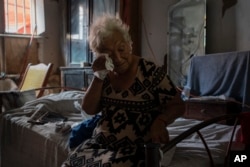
[137,58,177,105]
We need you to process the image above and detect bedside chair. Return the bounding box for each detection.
[18,63,53,98]
[0,63,53,113]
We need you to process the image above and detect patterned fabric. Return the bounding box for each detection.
[62,59,177,167]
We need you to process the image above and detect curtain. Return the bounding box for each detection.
[119,0,141,56]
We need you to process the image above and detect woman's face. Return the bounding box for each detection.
[97,31,132,74]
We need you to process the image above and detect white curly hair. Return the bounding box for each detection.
[88,13,133,53]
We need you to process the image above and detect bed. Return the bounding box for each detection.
[0,90,244,167]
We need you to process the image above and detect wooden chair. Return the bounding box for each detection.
[18,63,53,98]
[0,63,53,113]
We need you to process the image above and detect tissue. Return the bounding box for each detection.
[104,55,114,71]
[94,54,114,80]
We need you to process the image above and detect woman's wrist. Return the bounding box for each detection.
[93,70,109,80]
[93,76,105,82]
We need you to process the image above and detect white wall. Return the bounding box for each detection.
[141,0,179,66]
[206,0,236,53]
[141,0,250,66]
[41,0,64,72]
[236,0,250,51]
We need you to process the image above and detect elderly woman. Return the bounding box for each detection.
[62,14,184,167]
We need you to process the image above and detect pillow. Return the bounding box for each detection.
[23,91,85,115]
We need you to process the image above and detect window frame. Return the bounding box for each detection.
[3,0,45,36]
[66,0,120,67]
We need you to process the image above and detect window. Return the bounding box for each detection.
[68,0,90,64]
[67,0,118,65]
[4,0,45,35]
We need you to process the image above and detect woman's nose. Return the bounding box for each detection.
[110,51,122,63]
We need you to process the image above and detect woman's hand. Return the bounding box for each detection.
[92,54,107,72]
[150,118,170,144]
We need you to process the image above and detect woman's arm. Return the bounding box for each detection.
[158,91,185,125]
[82,55,108,115]
[150,91,185,143]
[81,76,104,115]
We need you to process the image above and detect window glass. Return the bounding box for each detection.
[69,0,89,64]
[68,0,119,65]
[4,0,44,35]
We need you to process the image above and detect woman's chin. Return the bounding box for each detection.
[114,67,129,74]
[113,65,129,74]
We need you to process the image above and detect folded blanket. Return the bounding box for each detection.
[185,50,250,109]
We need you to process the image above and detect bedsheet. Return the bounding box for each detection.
[0,91,88,167]
[166,118,240,167]
[0,91,240,167]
